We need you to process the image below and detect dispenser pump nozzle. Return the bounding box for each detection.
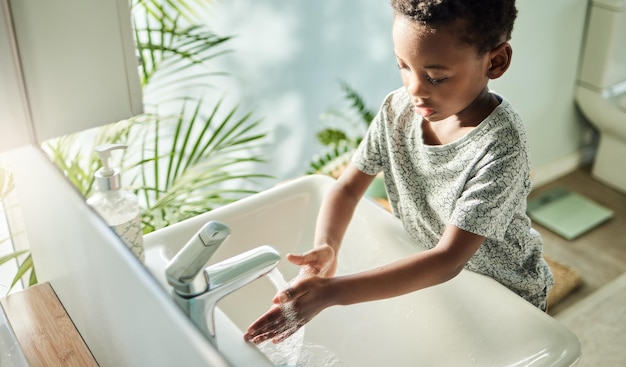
[95,144,127,191]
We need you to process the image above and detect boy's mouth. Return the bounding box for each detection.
[414,105,434,118]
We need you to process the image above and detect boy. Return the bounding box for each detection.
[245,0,553,344]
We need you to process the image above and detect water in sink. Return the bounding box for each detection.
[257,269,344,367]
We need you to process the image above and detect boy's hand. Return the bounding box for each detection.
[286,244,337,279]
[243,245,337,344]
[243,275,332,344]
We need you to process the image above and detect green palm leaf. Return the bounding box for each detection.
[0,250,28,266]
[307,140,356,176]
[309,81,376,175]
[134,5,232,92]
[10,253,35,289]
[338,80,376,127]
[133,0,211,25]
[136,97,271,233]
[0,250,36,293]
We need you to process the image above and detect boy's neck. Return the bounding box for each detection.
[456,88,501,128]
[421,89,500,146]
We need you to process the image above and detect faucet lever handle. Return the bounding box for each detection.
[165,221,231,297]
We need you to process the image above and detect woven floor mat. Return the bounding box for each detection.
[545,256,582,308]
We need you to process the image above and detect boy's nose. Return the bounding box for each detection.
[405,73,429,99]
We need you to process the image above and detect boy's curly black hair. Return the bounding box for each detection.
[390,0,518,54]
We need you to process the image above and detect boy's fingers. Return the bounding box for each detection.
[288,250,320,265]
[245,306,281,333]
[287,252,314,265]
[273,328,297,344]
[250,331,274,344]
[274,286,300,303]
[286,252,305,265]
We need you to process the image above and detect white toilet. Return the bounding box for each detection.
[576,0,626,193]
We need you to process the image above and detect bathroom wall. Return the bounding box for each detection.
[203,0,592,186]
[491,0,592,185]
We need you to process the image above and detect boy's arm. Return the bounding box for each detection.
[315,164,375,252]
[326,224,485,305]
[287,164,376,278]
[244,222,485,344]
[292,162,486,305]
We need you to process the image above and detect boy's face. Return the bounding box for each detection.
[392,16,494,123]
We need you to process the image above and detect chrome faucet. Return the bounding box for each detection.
[165,221,280,343]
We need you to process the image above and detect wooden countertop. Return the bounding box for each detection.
[0,282,99,367]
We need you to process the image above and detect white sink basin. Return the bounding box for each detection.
[144,175,581,367]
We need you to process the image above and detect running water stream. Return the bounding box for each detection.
[258,268,344,367]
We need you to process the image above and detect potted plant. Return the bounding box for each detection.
[309,81,387,202]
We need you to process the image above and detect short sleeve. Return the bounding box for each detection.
[352,92,398,175]
[449,138,530,241]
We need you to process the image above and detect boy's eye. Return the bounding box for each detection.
[395,60,447,85]
[426,75,447,85]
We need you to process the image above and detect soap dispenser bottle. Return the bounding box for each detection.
[87,144,144,261]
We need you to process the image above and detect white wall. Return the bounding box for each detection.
[203,0,593,184]
[491,0,593,184]
[203,0,398,180]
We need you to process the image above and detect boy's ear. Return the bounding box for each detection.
[486,42,512,79]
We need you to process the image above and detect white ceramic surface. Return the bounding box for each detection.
[576,86,626,193]
[0,306,29,367]
[144,175,581,367]
[576,0,626,193]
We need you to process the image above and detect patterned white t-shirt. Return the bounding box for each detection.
[353,87,554,309]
